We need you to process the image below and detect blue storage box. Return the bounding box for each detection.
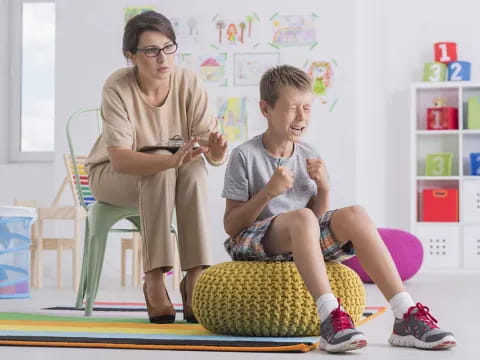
[0,206,36,299]
[471,153,480,176]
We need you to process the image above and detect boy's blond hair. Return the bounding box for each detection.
[260,65,312,107]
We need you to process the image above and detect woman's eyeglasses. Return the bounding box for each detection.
[135,43,178,57]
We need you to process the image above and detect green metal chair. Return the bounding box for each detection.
[66,107,178,316]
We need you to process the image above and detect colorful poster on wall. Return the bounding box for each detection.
[216,97,248,142]
[176,53,197,69]
[199,53,227,86]
[234,53,280,86]
[306,60,338,111]
[270,13,318,48]
[211,13,260,49]
[124,6,155,24]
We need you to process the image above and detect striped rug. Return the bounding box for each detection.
[0,305,386,352]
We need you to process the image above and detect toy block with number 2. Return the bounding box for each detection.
[423,62,447,82]
[448,61,471,81]
[471,153,480,175]
[434,42,458,64]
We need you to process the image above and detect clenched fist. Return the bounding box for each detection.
[265,166,294,198]
[306,158,329,191]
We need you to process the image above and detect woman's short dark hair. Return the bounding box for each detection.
[122,11,176,58]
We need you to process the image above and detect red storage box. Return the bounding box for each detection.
[426,107,458,130]
[422,189,458,222]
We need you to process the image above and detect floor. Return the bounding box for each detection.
[0,272,477,359]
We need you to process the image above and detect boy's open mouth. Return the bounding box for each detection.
[290,126,305,135]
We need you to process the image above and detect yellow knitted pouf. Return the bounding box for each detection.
[192,261,365,337]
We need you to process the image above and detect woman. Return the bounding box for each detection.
[86,11,228,323]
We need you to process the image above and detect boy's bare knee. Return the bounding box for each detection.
[288,209,319,235]
[343,205,370,222]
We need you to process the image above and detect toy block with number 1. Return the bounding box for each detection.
[448,61,471,81]
[467,96,480,129]
[434,42,458,64]
[427,107,458,130]
[423,62,447,82]
[425,152,453,176]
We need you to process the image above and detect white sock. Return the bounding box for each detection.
[389,291,415,319]
[316,293,338,322]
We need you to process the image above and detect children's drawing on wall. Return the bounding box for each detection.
[270,13,318,49]
[216,97,248,143]
[306,60,338,111]
[170,16,200,47]
[176,53,197,69]
[124,6,155,24]
[234,53,280,86]
[199,53,227,86]
[211,13,260,49]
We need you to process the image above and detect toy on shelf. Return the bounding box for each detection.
[422,188,459,222]
[426,97,458,130]
[425,152,453,176]
[467,96,480,129]
[423,62,447,82]
[423,42,471,82]
[470,153,480,175]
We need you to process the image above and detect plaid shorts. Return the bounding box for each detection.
[224,209,355,262]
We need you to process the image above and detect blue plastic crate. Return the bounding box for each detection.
[0,206,36,299]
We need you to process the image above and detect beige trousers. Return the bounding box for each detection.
[88,154,212,273]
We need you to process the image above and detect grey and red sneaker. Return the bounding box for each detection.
[319,298,368,353]
[388,303,456,350]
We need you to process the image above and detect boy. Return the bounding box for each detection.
[221,65,456,353]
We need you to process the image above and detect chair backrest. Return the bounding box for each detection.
[65,108,102,210]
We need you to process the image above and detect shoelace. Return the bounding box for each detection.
[405,303,438,329]
[330,298,354,332]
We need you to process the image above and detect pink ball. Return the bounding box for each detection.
[342,228,423,283]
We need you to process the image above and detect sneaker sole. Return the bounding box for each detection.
[319,334,368,353]
[388,334,456,350]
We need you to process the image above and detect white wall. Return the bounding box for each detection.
[55,0,357,280]
[358,0,480,230]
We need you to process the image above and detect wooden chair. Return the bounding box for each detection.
[15,176,85,289]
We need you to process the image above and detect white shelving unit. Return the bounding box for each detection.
[410,82,480,271]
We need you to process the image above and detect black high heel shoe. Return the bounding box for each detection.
[180,277,198,323]
[143,280,176,324]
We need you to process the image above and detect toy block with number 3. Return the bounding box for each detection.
[425,153,453,176]
[434,42,458,64]
[448,61,471,81]
[423,62,447,82]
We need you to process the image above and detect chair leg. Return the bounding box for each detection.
[84,205,135,316]
[37,220,44,288]
[120,239,127,287]
[56,239,63,288]
[73,209,82,290]
[76,220,90,309]
[30,243,37,288]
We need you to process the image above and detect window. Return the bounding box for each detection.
[10,0,55,162]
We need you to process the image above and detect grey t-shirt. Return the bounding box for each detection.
[222,134,321,221]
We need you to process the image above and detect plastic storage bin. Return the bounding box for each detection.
[422,189,458,222]
[0,206,36,299]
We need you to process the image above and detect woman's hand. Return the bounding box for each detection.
[205,132,228,162]
[170,137,205,168]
